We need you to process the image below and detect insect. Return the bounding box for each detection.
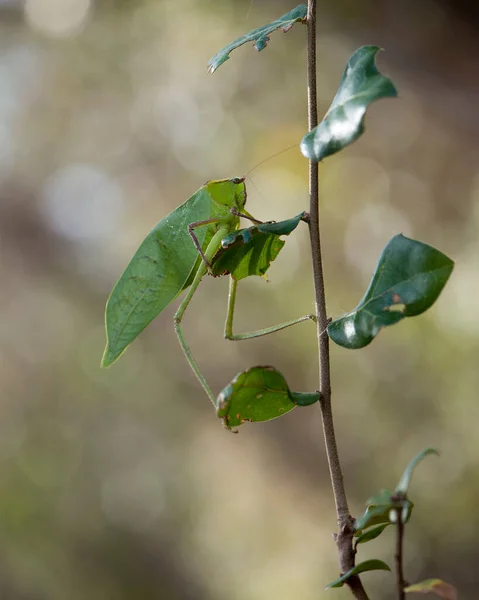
[101,176,315,407]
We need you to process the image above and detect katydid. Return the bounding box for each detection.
[101,176,315,407]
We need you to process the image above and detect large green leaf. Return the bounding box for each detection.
[210,212,306,280]
[396,448,439,495]
[405,579,458,600]
[216,366,319,429]
[328,235,454,349]
[325,560,391,589]
[207,5,307,73]
[300,46,397,162]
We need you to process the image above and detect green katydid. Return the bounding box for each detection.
[101,176,316,407]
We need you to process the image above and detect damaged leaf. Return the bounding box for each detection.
[208,5,307,73]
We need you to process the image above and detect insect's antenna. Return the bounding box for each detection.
[247,175,264,200]
[318,322,330,339]
[245,143,298,179]
[245,0,254,20]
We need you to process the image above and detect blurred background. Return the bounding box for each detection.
[0,0,478,598]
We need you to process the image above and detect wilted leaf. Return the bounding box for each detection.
[208,5,307,73]
[405,579,458,600]
[211,212,306,280]
[328,235,454,349]
[301,46,397,162]
[325,560,391,589]
[216,366,319,429]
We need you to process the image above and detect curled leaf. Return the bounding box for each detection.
[396,448,439,495]
[301,46,397,162]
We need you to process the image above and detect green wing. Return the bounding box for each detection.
[102,188,212,367]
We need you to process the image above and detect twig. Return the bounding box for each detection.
[395,510,406,600]
[306,2,369,598]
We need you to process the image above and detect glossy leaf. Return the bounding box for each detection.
[325,560,391,589]
[355,523,390,545]
[211,212,306,280]
[216,366,319,429]
[405,579,458,600]
[102,179,246,367]
[301,46,397,162]
[207,5,307,73]
[396,448,439,495]
[328,234,454,349]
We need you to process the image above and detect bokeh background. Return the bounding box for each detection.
[1,0,478,598]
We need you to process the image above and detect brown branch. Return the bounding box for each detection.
[395,510,406,600]
[306,2,369,598]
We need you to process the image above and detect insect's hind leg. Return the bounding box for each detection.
[174,227,229,408]
[224,277,317,341]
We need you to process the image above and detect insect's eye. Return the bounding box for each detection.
[231,177,244,185]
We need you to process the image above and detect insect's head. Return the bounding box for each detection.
[206,177,246,210]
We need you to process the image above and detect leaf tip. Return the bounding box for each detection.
[101,345,121,369]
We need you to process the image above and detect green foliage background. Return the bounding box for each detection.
[0,0,477,598]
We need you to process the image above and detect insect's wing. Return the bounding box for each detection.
[102,188,212,367]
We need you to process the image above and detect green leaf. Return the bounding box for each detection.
[207,5,307,73]
[405,579,458,600]
[325,560,391,589]
[354,489,413,531]
[328,234,454,349]
[355,523,390,545]
[396,448,439,495]
[216,366,319,429]
[300,46,397,162]
[210,212,306,280]
[354,490,394,531]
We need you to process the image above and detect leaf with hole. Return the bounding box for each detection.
[328,234,454,349]
[405,579,458,600]
[396,448,439,495]
[207,5,307,73]
[210,212,306,280]
[325,559,391,589]
[301,46,397,162]
[216,366,319,429]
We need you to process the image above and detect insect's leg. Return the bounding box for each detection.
[224,277,317,341]
[229,207,263,224]
[188,217,225,269]
[174,227,229,408]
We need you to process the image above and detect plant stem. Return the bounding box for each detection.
[395,513,406,600]
[306,2,368,598]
